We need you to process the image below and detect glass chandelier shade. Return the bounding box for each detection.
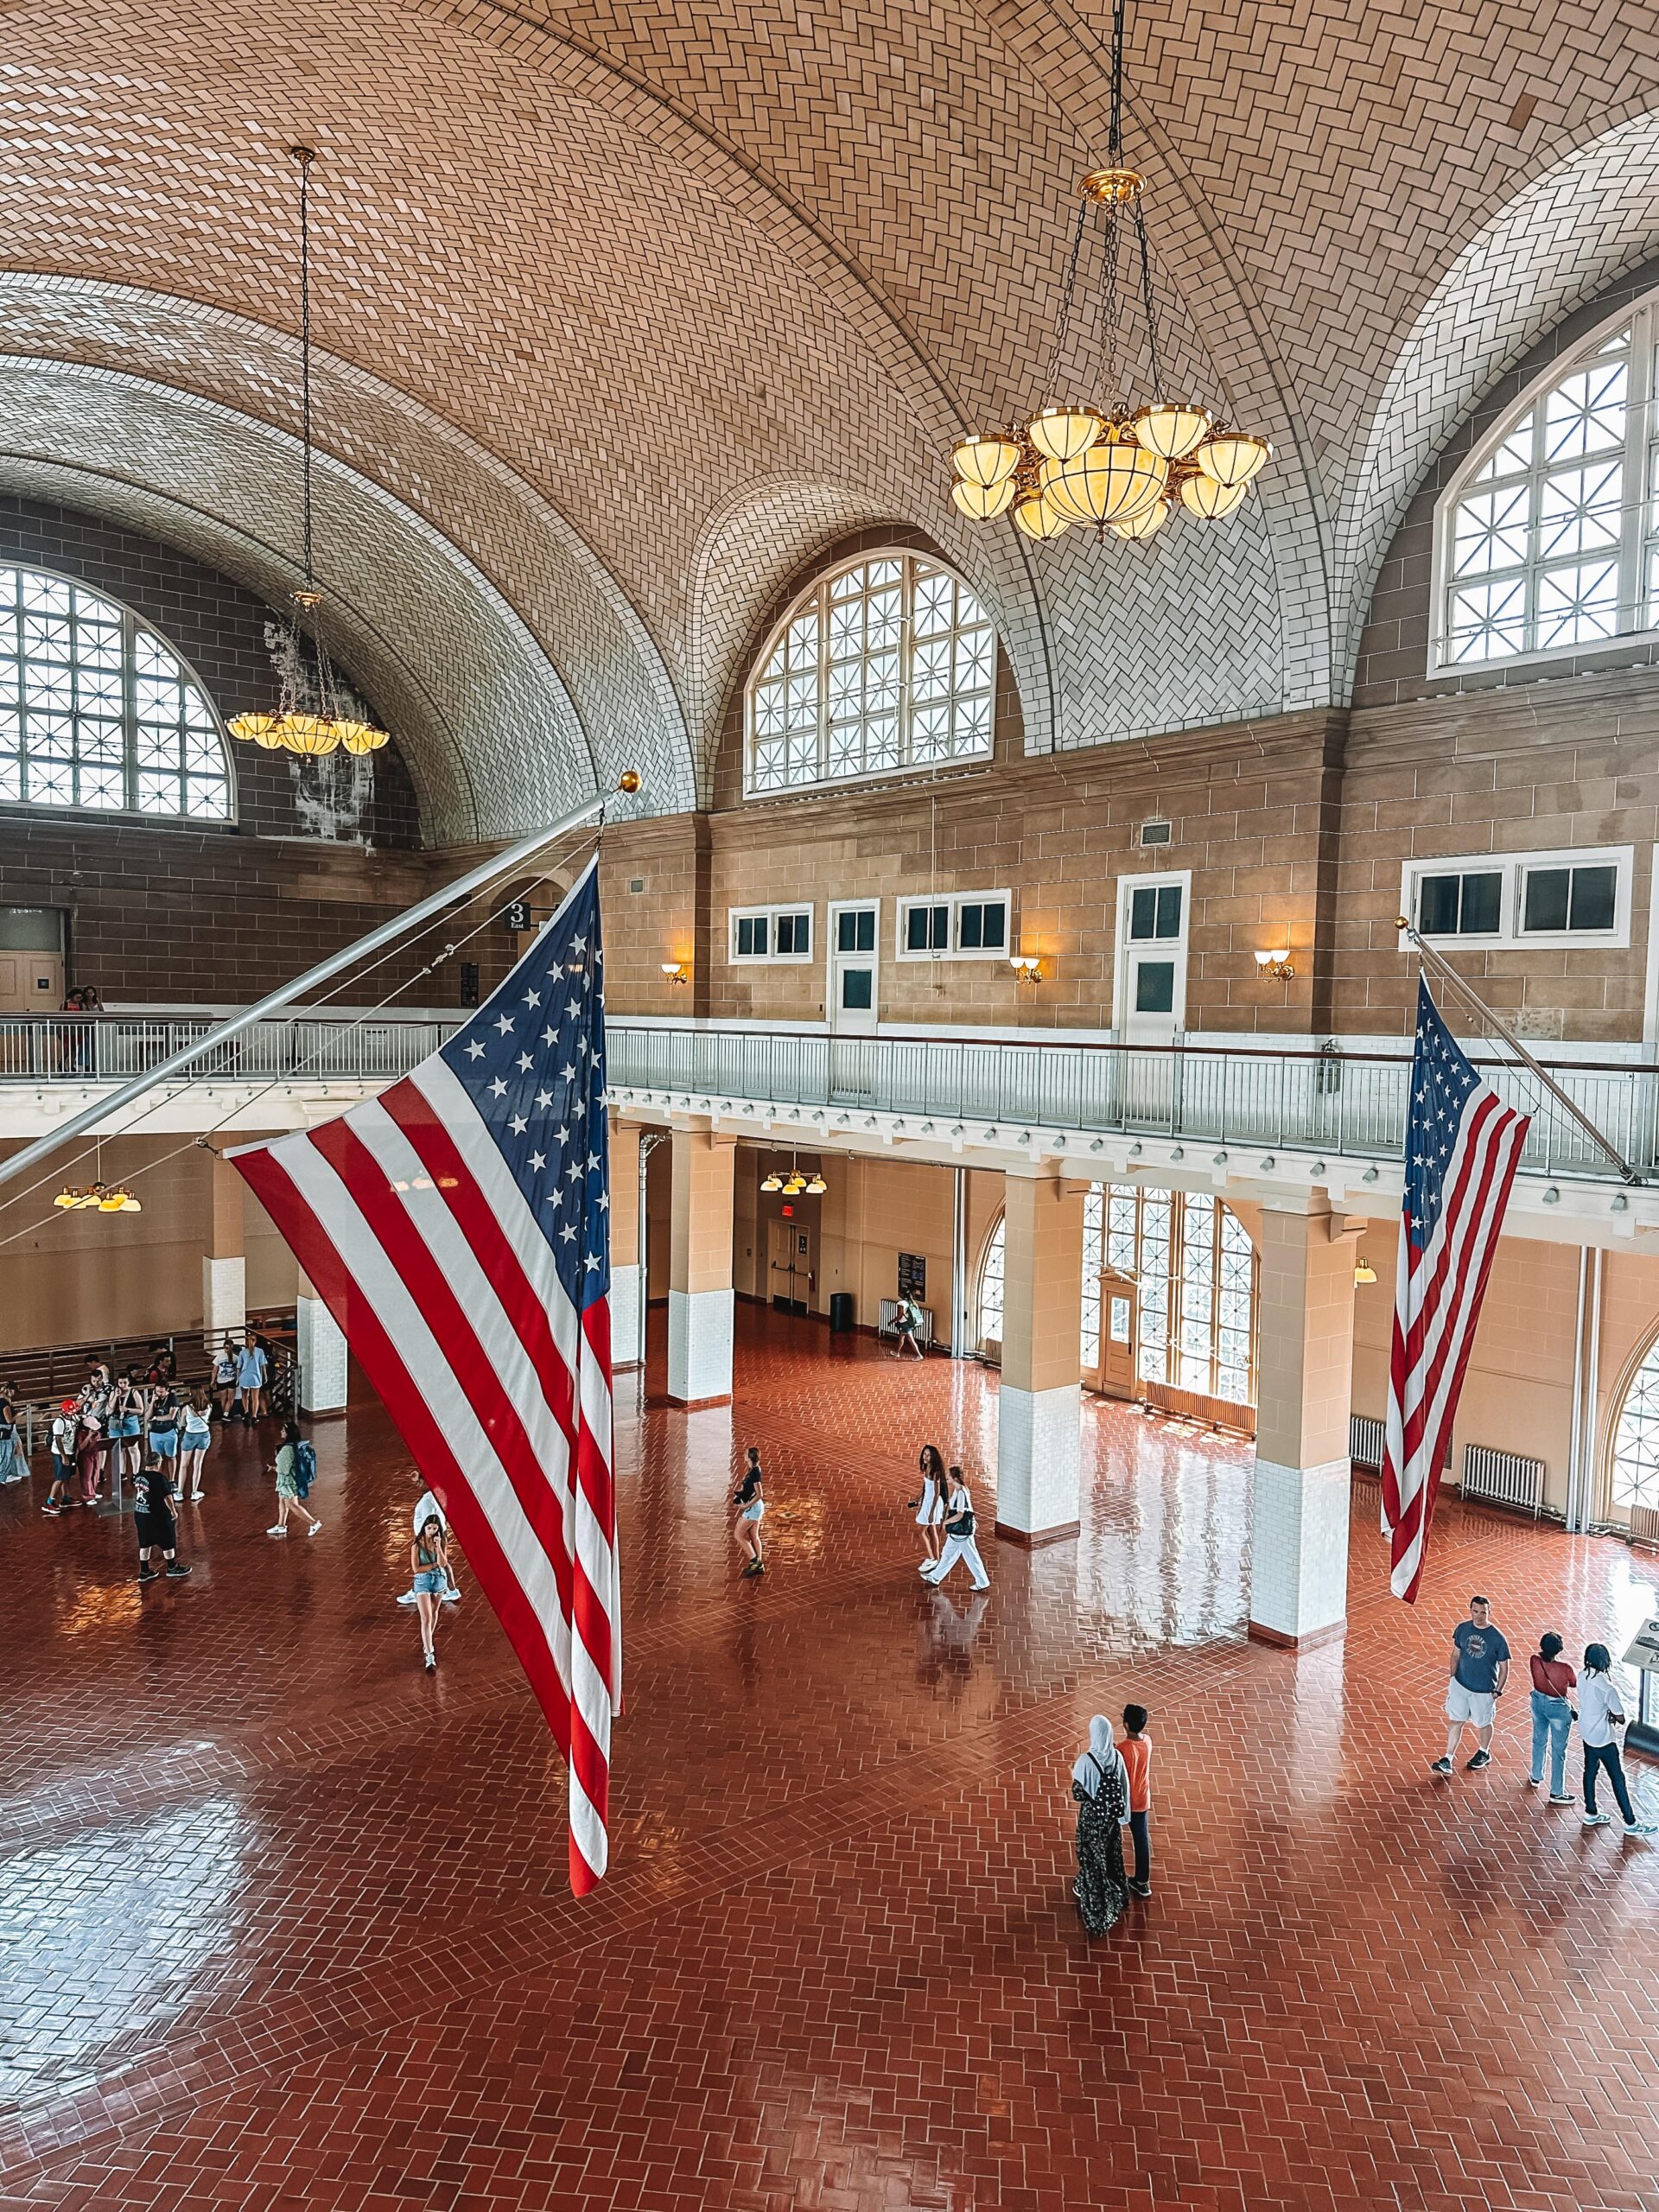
[227,146,392,764]
[941,0,1271,550]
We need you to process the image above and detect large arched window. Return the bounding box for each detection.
[0,568,232,820]
[745,552,995,795]
[1434,296,1659,669]
[978,1184,1256,1408]
[1608,1333,1659,1522]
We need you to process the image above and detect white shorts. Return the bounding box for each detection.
[1446,1681,1496,1728]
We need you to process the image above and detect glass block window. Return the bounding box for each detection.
[1435,302,1659,668]
[1611,1334,1659,1514]
[746,553,995,795]
[977,1184,1255,1406]
[0,568,232,821]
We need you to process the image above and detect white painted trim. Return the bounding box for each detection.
[728,902,815,963]
[1397,844,1632,951]
[893,888,1013,961]
[1114,868,1191,1033]
[825,897,881,1033]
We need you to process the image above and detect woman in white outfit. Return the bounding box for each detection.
[920,1465,990,1591]
[910,1442,946,1566]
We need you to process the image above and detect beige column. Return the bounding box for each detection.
[296,1266,349,1416]
[995,1169,1085,1543]
[667,1126,735,1407]
[609,1118,643,1370]
[1249,1203,1358,1649]
[201,1150,246,1354]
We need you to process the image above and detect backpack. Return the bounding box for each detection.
[294,1440,318,1499]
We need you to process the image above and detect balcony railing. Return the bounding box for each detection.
[607,1021,1657,1183]
[0,1014,456,1086]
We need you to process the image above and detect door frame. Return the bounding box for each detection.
[1114,868,1192,1038]
[826,898,881,1034]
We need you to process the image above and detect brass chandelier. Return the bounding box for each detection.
[230,147,391,760]
[948,0,1271,545]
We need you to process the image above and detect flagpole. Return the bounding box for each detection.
[0,775,639,1198]
[1396,915,1643,1185]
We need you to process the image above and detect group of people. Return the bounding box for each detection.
[1435,1593,1655,1836]
[912,1443,990,1590]
[1071,1707,1155,1933]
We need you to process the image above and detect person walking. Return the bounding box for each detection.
[919,1466,990,1592]
[733,1446,766,1576]
[179,1389,213,1501]
[235,1332,270,1423]
[410,1511,451,1673]
[266,1421,321,1538]
[43,1399,79,1515]
[1578,1643,1656,1838]
[398,1487,461,1608]
[134,1452,190,1584]
[891,1293,925,1360]
[212,1337,238,1421]
[1431,1593,1510,1774]
[1071,1715,1130,1936]
[1118,1705,1154,1897]
[910,1442,947,1566]
[0,1391,23,1486]
[1527,1631,1578,1804]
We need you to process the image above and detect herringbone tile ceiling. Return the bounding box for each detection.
[1,0,1656,834]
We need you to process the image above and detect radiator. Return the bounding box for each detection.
[1630,1503,1659,1549]
[1350,1414,1385,1472]
[1461,1444,1545,1516]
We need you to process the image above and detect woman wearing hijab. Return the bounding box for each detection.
[910,1442,946,1566]
[1071,1715,1130,1936]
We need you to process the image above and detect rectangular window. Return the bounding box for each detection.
[729,905,814,963]
[837,906,876,954]
[1135,960,1176,1014]
[1128,883,1183,941]
[1402,848,1630,950]
[1416,870,1503,936]
[896,891,1013,959]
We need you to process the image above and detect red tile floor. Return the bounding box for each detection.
[3,1306,1658,2211]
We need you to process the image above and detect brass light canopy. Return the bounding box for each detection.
[946,0,1271,549]
[228,147,392,762]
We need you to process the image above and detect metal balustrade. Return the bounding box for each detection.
[0,1014,455,1086]
[606,1021,1659,1182]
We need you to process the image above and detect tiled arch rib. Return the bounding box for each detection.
[1338,111,1659,677]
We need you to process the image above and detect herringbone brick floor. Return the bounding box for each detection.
[1,1308,1656,2209]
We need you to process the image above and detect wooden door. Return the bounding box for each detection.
[0,951,63,1013]
[1094,1269,1138,1399]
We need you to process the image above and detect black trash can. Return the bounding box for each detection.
[829,1291,855,1335]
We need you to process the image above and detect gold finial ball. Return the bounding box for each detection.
[616,769,642,794]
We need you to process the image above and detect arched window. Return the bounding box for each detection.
[1609,1333,1659,1519]
[745,552,995,795]
[978,1184,1256,1408]
[0,568,232,820]
[1434,296,1659,670]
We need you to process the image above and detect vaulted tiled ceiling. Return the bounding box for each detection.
[2,0,1656,836]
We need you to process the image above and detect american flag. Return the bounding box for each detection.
[232,859,620,1892]
[1380,979,1530,1603]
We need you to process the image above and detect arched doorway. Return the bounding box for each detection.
[977,1185,1258,1427]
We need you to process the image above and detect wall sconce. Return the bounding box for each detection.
[1009,954,1045,986]
[1354,1254,1376,1285]
[660,961,690,986]
[1254,947,1296,982]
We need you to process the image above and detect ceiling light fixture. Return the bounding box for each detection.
[947,0,1271,546]
[229,148,391,761]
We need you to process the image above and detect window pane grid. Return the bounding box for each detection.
[0,568,232,821]
[747,554,995,794]
[1441,315,1659,665]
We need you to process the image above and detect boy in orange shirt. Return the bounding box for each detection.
[1119,1705,1153,1897]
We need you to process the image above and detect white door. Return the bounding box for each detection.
[829,903,880,1036]
[1117,874,1188,1043]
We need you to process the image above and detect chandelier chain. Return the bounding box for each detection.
[1043,196,1090,408]
[1133,203,1165,404]
[1108,0,1127,162]
[295,145,316,588]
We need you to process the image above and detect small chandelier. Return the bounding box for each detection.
[54,1182,143,1213]
[947,0,1271,545]
[760,1156,827,1198]
[229,147,391,760]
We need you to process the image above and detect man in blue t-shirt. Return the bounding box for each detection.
[1431,1593,1510,1775]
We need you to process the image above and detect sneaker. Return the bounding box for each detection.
[1128,1881,1152,1898]
[1548,1793,1577,1806]
[423,1653,435,1673]
[188,1491,205,1501]
[397,1590,418,1607]
[266,1525,287,1537]
[165,1562,192,1580]
[1465,1751,1491,1771]
[1430,1757,1453,1776]
[1622,1821,1656,1840]
[440,1587,460,1604]
[41,1504,59,1516]
[136,1567,159,1584]
[308,1521,322,1536]
[1582,1811,1612,1827]
[1526,1776,1543,1789]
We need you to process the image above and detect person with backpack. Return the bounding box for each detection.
[918,1466,990,1591]
[43,1399,79,1515]
[1070,1715,1130,1936]
[267,1421,321,1538]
